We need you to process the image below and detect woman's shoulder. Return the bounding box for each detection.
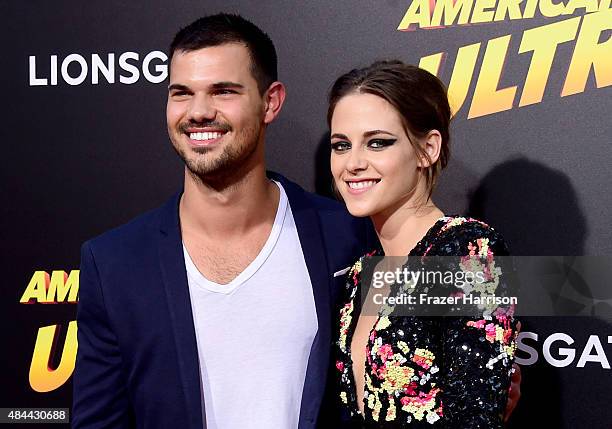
[426,215,510,256]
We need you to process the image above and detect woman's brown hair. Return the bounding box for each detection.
[328,60,451,200]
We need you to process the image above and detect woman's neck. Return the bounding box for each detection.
[372,199,444,256]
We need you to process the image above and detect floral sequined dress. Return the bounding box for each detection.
[334,216,518,428]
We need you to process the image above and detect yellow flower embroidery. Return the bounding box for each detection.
[376,316,391,330]
[385,401,397,421]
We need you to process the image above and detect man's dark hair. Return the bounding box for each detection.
[169,13,277,94]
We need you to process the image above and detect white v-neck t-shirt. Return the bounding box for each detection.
[183,181,318,429]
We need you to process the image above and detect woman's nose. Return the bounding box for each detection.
[345,148,368,173]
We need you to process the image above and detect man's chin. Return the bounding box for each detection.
[190,146,214,155]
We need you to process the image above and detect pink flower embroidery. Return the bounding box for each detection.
[485,323,496,342]
[378,344,394,362]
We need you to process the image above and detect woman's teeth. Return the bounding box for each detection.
[348,180,377,189]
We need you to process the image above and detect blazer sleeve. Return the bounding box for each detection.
[438,227,518,428]
[72,241,133,428]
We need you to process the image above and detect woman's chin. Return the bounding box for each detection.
[345,203,375,218]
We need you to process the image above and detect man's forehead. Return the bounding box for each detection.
[169,43,253,83]
[171,43,251,68]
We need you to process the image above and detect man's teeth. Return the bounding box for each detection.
[189,131,223,141]
[348,180,378,189]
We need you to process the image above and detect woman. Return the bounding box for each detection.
[329,61,518,427]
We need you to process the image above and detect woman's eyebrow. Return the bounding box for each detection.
[331,133,349,140]
[363,130,395,138]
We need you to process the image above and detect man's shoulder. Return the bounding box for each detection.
[270,171,350,215]
[84,191,179,255]
[271,173,375,250]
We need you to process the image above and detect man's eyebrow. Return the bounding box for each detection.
[210,81,245,90]
[167,83,190,92]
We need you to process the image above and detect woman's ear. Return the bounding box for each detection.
[417,130,442,168]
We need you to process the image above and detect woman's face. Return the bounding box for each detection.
[330,92,425,218]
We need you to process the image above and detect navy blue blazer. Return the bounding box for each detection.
[72,172,375,429]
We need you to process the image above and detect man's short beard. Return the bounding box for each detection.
[172,124,262,187]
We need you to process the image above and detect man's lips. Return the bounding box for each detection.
[184,129,228,146]
[344,178,381,194]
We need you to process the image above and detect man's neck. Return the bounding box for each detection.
[179,164,279,240]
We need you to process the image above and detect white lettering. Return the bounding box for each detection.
[142,51,168,83]
[92,53,115,84]
[119,52,140,84]
[61,54,88,86]
[515,332,538,365]
[50,55,58,86]
[543,333,575,367]
[577,335,610,369]
[29,56,47,86]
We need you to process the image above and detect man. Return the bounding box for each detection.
[72,13,519,429]
[72,13,373,429]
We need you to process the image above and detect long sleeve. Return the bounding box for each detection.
[438,227,517,428]
[72,242,133,428]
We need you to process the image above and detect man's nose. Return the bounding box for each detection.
[187,93,216,122]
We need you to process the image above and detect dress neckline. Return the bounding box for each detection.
[372,215,453,258]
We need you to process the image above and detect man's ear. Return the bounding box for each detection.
[417,130,442,168]
[263,82,286,124]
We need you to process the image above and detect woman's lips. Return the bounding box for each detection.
[345,179,380,194]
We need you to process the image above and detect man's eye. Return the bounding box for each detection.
[214,89,236,95]
[331,141,351,152]
[368,138,397,149]
[170,91,191,98]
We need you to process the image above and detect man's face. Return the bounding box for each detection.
[167,43,267,182]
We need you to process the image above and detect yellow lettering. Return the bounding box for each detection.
[29,321,78,392]
[562,9,612,96]
[419,52,446,76]
[468,35,517,118]
[565,0,599,13]
[518,16,580,106]
[471,0,498,22]
[47,270,79,303]
[398,0,432,30]
[523,0,540,17]
[20,271,49,303]
[431,0,474,26]
[539,0,567,17]
[448,43,482,114]
[494,0,524,20]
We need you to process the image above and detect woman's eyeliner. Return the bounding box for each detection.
[331,141,350,152]
[331,138,396,152]
[368,138,396,149]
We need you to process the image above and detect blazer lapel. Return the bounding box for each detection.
[271,174,333,428]
[157,191,205,429]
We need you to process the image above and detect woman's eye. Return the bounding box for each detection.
[368,138,397,149]
[331,141,351,152]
